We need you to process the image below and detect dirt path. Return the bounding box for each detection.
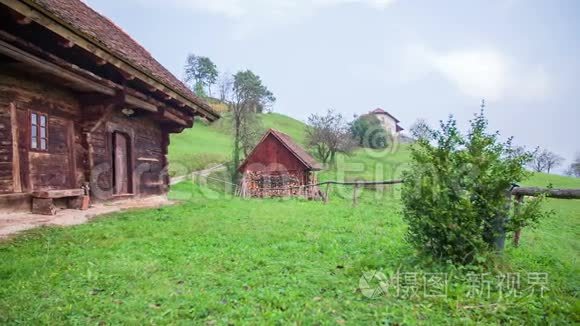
[0,196,174,240]
[170,163,227,185]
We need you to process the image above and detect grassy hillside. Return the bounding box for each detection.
[167,112,411,180]
[167,113,308,175]
[169,112,580,189]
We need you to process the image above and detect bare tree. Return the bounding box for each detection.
[223,70,275,184]
[306,109,355,164]
[565,152,580,177]
[409,118,433,141]
[529,149,564,173]
[217,72,233,103]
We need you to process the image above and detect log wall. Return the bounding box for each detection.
[0,70,82,196]
[88,111,167,200]
[0,95,12,194]
[0,69,172,210]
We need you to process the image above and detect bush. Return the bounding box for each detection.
[401,111,547,264]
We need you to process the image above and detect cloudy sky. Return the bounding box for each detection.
[85,0,579,171]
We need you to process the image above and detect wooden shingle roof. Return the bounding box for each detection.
[17,0,218,120]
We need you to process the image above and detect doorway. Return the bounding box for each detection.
[112,132,132,195]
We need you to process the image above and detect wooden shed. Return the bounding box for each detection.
[238,129,322,198]
[0,0,219,213]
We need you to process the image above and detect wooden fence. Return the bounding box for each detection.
[510,186,580,247]
[248,179,405,204]
[252,180,580,249]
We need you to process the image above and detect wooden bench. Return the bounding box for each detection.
[31,189,87,215]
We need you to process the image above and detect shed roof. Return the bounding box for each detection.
[239,129,323,172]
[16,0,218,120]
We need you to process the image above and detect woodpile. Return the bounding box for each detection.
[239,171,322,200]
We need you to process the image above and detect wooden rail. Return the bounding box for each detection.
[511,187,580,199]
[510,186,580,247]
[244,179,404,205]
[236,178,578,246]
[256,179,404,191]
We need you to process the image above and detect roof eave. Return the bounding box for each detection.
[6,0,219,121]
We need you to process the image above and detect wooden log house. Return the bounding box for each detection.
[238,129,322,199]
[0,0,219,213]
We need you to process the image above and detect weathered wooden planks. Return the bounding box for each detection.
[31,197,56,215]
[511,187,580,199]
[32,189,84,199]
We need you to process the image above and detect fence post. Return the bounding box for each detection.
[513,194,523,247]
[492,189,512,252]
[324,183,330,204]
[352,183,359,207]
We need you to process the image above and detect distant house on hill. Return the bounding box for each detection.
[238,129,322,199]
[0,0,218,214]
[369,108,404,136]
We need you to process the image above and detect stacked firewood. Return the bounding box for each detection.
[241,170,323,198]
[238,171,323,200]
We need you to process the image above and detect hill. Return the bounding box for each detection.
[168,112,580,188]
[167,113,310,175]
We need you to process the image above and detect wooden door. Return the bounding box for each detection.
[113,132,129,194]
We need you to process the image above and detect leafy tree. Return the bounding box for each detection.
[402,111,548,264]
[223,70,275,184]
[350,114,388,149]
[193,82,207,99]
[529,149,564,173]
[306,109,356,164]
[184,54,218,97]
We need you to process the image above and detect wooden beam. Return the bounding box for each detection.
[58,39,74,48]
[8,9,32,24]
[32,189,84,199]
[0,0,219,121]
[125,94,157,112]
[0,38,115,96]
[0,36,159,113]
[95,57,107,66]
[120,70,135,81]
[511,187,580,199]
[10,103,22,193]
[162,110,188,126]
[16,16,32,25]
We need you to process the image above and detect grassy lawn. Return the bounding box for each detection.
[1,174,578,324]
[1,112,578,324]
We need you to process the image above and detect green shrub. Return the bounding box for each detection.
[401,111,547,264]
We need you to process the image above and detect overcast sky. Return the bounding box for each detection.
[86,0,579,171]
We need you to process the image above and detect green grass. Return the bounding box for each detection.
[318,145,412,182]
[524,172,580,189]
[261,113,308,145]
[0,173,578,324]
[1,111,578,323]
